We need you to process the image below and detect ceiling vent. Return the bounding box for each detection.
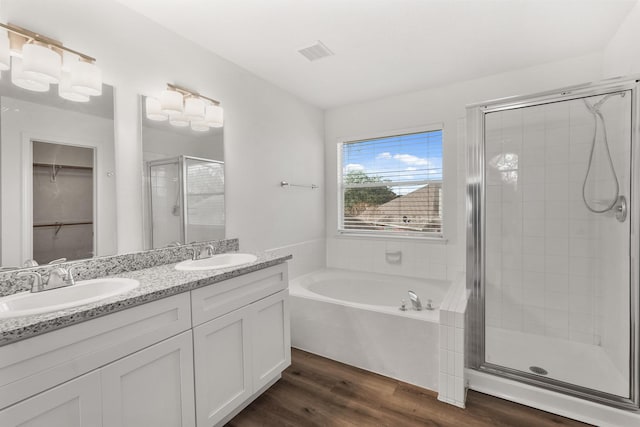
[298,41,334,62]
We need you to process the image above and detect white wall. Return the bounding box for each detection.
[2,0,326,277]
[325,53,603,281]
[603,0,640,78]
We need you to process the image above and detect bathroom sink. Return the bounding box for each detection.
[175,253,258,271]
[0,278,140,319]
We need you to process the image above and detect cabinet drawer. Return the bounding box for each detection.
[0,292,191,410]
[191,264,287,327]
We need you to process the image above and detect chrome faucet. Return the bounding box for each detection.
[16,265,79,293]
[17,271,44,292]
[45,267,74,290]
[408,290,423,311]
[186,247,199,260]
[203,244,215,258]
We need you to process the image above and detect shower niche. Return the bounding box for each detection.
[467,78,640,409]
[147,155,224,249]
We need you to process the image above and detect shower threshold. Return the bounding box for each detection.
[485,327,627,397]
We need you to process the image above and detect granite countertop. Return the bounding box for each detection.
[0,252,292,346]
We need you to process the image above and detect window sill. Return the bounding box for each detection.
[335,230,447,243]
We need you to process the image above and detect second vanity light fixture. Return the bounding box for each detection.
[146,84,224,132]
[0,22,103,102]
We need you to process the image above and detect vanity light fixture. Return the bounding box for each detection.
[146,83,223,132]
[0,22,103,102]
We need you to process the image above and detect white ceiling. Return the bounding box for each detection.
[115,0,637,109]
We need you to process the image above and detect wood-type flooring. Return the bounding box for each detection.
[227,348,591,427]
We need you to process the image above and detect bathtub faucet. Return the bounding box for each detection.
[408,290,422,311]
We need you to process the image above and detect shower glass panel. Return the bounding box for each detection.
[148,155,224,248]
[483,90,632,399]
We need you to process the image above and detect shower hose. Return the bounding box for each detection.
[581,93,622,214]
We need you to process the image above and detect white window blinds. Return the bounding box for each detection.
[339,129,443,236]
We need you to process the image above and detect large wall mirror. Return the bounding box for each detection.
[140,95,224,250]
[0,79,115,268]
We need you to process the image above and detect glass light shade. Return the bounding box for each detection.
[70,60,102,96]
[58,71,90,102]
[184,97,205,121]
[0,31,10,71]
[169,114,190,127]
[190,120,210,132]
[11,57,49,92]
[61,51,78,72]
[145,97,168,121]
[160,90,183,115]
[205,104,224,128]
[22,43,61,84]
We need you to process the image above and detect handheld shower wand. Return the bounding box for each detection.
[581,92,627,222]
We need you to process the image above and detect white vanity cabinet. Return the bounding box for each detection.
[191,264,290,427]
[0,261,290,427]
[102,330,196,427]
[0,292,193,427]
[0,371,102,427]
[193,304,253,426]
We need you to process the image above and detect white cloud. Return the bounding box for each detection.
[344,163,364,172]
[405,167,417,171]
[376,152,392,160]
[393,154,431,167]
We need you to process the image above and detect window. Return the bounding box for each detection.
[338,128,443,237]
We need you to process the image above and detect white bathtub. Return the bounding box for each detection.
[290,268,451,390]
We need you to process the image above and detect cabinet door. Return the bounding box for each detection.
[102,331,195,427]
[0,371,101,427]
[252,290,291,390]
[193,305,252,427]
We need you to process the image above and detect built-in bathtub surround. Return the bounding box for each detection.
[0,246,290,345]
[438,275,468,408]
[290,268,450,390]
[326,237,450,281]
[0,238,239,297]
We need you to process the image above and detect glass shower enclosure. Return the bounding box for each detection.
[466,78,640,409]
[147,155,224,248]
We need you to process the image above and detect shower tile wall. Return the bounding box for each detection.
[485,96,630,348]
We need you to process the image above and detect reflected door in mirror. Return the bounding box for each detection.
[32,141,94,264]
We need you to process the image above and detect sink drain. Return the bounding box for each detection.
[529,366,548,375]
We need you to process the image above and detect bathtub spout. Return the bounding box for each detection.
[408,290,422,311]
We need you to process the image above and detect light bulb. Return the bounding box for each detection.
[184,97,205,121]
[160,90,183,115]
[22,43,61,84]
[145,97,168,121]
[11,57,49,92]
[205,104,223,128]
[169,114,190,127]
[58,70,90,102]
[190,121,210,132]
[70,60,102,96]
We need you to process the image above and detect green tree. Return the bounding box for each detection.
[344,170,396,216]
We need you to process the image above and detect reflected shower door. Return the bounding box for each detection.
[149,159,182,248]
[483,91,632,398]
[184,157,225,244]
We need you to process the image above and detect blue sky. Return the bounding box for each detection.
[342,130,443,183]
